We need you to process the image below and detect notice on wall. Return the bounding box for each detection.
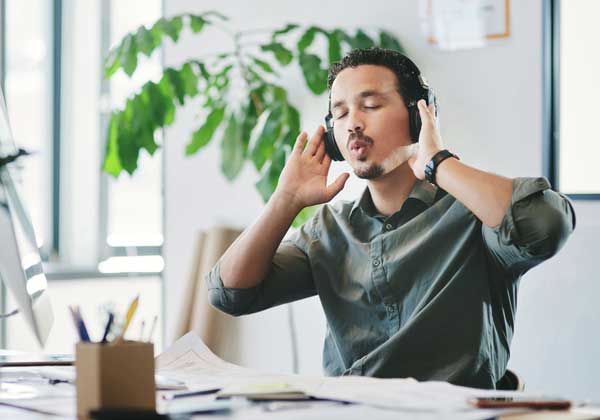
[419,0,510,50]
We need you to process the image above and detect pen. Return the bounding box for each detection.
[101,312,114,343]
[117,294,139,341]
[162,387,222,400]
[69,305,91,342]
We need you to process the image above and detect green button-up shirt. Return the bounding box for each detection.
[206,177,575,388]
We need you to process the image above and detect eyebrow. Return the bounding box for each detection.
[331,90,387,111]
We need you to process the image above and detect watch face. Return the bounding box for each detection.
[424,161,435,183]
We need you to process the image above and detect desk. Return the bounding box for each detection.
[1,367,599,419]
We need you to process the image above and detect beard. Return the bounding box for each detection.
[354,162,384,179]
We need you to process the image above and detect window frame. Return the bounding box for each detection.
[97,0,164,269]
[0,0,164,278]
[543,0,600,199]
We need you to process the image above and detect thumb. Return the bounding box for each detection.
[325,172,350,200]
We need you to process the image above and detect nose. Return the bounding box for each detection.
[347,109,365,134]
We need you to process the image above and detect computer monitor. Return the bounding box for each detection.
[0,85,53,348]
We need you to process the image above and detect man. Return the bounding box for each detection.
[205,48,575,389]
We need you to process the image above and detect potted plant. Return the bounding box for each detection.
[102,12,403,225]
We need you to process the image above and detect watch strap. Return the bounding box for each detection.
[424,149,459,185]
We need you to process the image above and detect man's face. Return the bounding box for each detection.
[330,64,412,179]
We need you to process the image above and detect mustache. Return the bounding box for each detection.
[347,132,374,148]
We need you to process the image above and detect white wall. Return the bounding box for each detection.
[163,0,600,399]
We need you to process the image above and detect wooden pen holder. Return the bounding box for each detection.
[75,340,155,419]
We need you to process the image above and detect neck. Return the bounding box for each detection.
[367,162,417,217]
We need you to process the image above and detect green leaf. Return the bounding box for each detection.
[135,26,156,56]
[147,81,175,126]
[260,42,293,66]
[251,57,275,74]
[292,205,318,228]
[103,112,122,176]
[379,30,404,52]
[104,48,121,79]
[255,146,287,202]
[240,97,259,150]
[285,104,300,138]
[186,107,225,155]
[152,16,184,43]
[332,28,355,47]
[116,103,141,175]
[273,23,299,38]
[220,113,245,181]
[352,29,375,49]
[189,15,206,33]
[327,32,342,64]
[298,53,328,94]
[297,26,318,53]
[271,85,287,104]
[119,34,138,76]
[180,62,199,97]
[163,68,186,105]
[249,107,283,171]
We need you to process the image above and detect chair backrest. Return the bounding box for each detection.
[496,369,525,391]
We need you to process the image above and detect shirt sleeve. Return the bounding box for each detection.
[481,177,576,277]
[205,217,317,317]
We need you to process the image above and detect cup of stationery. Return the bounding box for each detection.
[72,296,156,419]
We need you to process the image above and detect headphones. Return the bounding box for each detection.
[323,54,437,162]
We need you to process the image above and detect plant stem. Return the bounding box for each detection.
[233,31,263,115]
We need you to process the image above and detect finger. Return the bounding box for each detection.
[428,103,437,120]
[321,153,332,172]
[305,126,324,156]
[418,99,433,125]
[315,135,327,162]
[293,131,308,155]
[325,172,350,200]
[407,155,417,169]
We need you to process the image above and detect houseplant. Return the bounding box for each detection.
[102,12,404,225]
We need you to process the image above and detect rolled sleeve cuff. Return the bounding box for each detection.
[205,262,261,317]
[494,177,552,244]
[493,176,575,260]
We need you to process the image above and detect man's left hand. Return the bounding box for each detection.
[408,99,444,180]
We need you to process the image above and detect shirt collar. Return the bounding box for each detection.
[349,179,438,219]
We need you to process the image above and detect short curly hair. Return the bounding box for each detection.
[327,47,423,105]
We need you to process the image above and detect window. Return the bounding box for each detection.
[545,0,600,198]
[3,0,54,256]
[1,0,164,273]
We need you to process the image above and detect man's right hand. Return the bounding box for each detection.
[274,126,350,212]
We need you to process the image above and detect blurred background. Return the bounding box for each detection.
[0,0,598,402]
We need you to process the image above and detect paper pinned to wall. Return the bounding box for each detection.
[419,0,510,50]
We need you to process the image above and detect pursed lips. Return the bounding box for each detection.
[348,137,373,160]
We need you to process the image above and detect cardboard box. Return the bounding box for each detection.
[75,340,155,418]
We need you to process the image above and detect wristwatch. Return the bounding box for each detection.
[424,149,459,186]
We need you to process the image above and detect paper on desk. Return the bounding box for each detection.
[156,332,535,415]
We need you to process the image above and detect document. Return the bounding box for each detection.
[156,332,528,416]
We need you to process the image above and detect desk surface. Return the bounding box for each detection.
[1,368,600,420]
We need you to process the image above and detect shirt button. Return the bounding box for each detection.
[372,259,380,267]
[385,223,393,231]
[386,306,394,314]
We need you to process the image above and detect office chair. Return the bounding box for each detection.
[496,369,525,391]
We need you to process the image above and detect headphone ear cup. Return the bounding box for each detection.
[409,105,421,143]
[324,115,345,161]
[324,128,344,161]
